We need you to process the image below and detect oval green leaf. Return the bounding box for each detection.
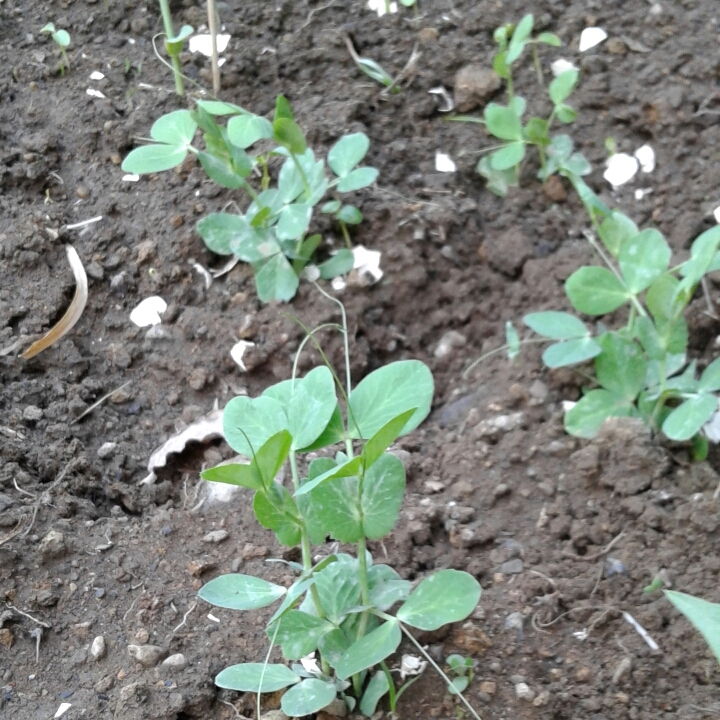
[223,395,288,457]
[121,143,187,174]
[215,663,300,693]
[662,394,718,442]
[665,591,720,664]
[595,333,647,400]
[362,453,406,540]
[328,133,370,177]
[542,337,602,368]
[618,228,671,294]
[198,574,286,610]
[564,389,633,439]
[255,253,300,302]
[700,356,720,393]
[524,311,588,340]
[490,141,526,171]
[549,69,579,105]
[334,620,401,679]
[396,569,481,630]
[281,678,337,717]
[273,118,307,155]
[227,114,274,149]
[337,166,379,192]
[484,103,523,141]
[150,110,197,146]
[565,266,630,316]
[197,213,250,256]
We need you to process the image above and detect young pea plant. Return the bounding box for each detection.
[519,176,720,455]
[459,14,590,196]
[196,299,482,719]
[157,0,192,95]
[122,96,378,302]
[40,23,70,73]
[446,654,474,695]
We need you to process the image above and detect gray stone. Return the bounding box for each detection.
[434,331,467,359]
[37,530,67,561]
[515,682,535,701]
[23,405,43,422]
[90,635,106,661]
[128,644,167,668]
[161,653,187,669]
[97,442,117,460]
[500,559,524,575]
[453,65,502,112]
[202,529,229,544]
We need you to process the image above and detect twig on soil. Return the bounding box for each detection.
[529,569,557,588]
[532,604,616,637]
[299,0,336,30]
[172,602,197,633]
[563,532,625,562]
[5,603,52,629]
[65,216,102,230]
[0,522,25,548]
[13,477,37,499]
[381,43,422,96]
[218,699,251,720]
[21,458,80,538]
[123,587,146,622]
[71,380,132,424]
[30,627,43,663]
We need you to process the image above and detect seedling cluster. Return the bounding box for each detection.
[198,311,481,717]
[122,96,378,301]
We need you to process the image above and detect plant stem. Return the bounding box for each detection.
[339,220,352,249]
[207,0,221,96]
[399,624,482,720]
[158,0,184,95]
[380,661,397,711]
[463,337,550,378]
[506,69,514,102]
[290,151,312,198]
[532,44,544,86]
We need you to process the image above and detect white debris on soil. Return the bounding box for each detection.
[55,703,72,718]
[301,653,322,676]
[140,407,224,485]
[634,144,656,173]
[603,152,639,187]
[579,27,608,52]
[190,262,213,289]
[352,245,383,283]
[515,682,536,702]
[551,58,579,76]
[428,86,454,112]
[714,206,720,224]
[562,400,577,412]
[435,152,457,173]
[189,33,231,56]
[434,330,466,359]
[122,174,140,182]
[86,88,106,99]
[230,340,255,371]
[203,529,229,543]
[90,635,106,661]
[399,654,427,680]
[623,612,659,650]
[89,71,105,80]
[130,296,167,328]
[634,188,653,200]
[368,0,398,16]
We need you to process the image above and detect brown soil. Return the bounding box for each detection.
[2,0,720,718]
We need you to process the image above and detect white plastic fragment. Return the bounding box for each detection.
[230,341,255,371]
[435,152,457,173]
[55,704,72,718]
[579,27,608,52]
[191,262,213,289]
[399,654,427,680]
[604,153,639,187]
[122,174,140,182]
[634,144,655,173]
[301,653,322,676]
[331,276,346,291]
[573,628,589,641]
[90,71,105,80]
[622,611,659,651]
[207,613,220,623]
[66,215,103,230]
[551,58,579,77]
[353,245,383,283]
[428,86,454,113]
[130,296,167,328]
[86,88,106,99]
[367,0,398,16]
[189,33,231,56]
[634,188,653,200]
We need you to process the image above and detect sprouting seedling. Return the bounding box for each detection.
[194,296,483,720]
[121,96,379,302]
[446,654,474,695]
[454,14,590,197]
[40,23,70,72]
[158,0,192,95]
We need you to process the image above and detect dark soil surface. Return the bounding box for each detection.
[3,0,720,718]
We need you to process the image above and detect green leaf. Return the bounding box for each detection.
[255,253,300,302]
[555,104,577,124]
[277,157,305,204]
[665,591,720,664]
[322,200,341,214]
[198,574,286,610]
[338,204,363,224]
[536,31,561,46]
[281,678,337,717]
[449,677,469,695]
[201,462,262,490]
[524,117,549,146]
[275,95,294,121]
[197,213,264,261]
[680,226,720,286]
[506,321,520,360]
[477,155,518,196]
[700,357,720,392]
[564,389,634,439]
[253,430,292,488]
[227,114,274,149]
[543,337,602,368]
[646,273,681,323]
[286,366,338,451]
[314,561,362,624]
[270,611,335,659]
[223,395,288,457]
[54,29,70,47]
[362,453,406,540]
[484,103,523,141]
[294,456,362,497]
[274,118,307,155]
[328,133,370,176]
[360,672,390,716]
[268,576,317,625]
[167,24,193,43]
[489,142,525,171]
[524,311,589,340]
[634,316,665,361]
[618,229,671,294]
[368,564,411,611]
[215,663,300,693]
[506,14,533,64]
[196,100,248,116]
[565,267,630,315]
[348,360,434,439]
[299,405,345,452]
[356,58,394,88]
[121,143,188,174]
[662,394,718,441]
[397,570,481,631]
[337,167,379,192]
[362,409,416,470]
[335,620,402,680]
[150,110,197,146]
[254,484,302,546]
[549,70,579,105]
[277,202,312,242]
[598,211,639,257]
[595,333,647,400]
[306,476,362,543]
[319,249,355,280]
[561,152,591,175]
[198,151,248,189]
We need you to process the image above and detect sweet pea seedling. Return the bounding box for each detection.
[122,96,379,302]
[40,23,70,73]
[455,14,590,196]
[158,0,192,95]
[197,295,482,719]
[522,175,720,452]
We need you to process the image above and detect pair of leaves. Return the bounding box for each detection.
[524,311,601,368]
[122,110,198,174]
[328,133,379,192]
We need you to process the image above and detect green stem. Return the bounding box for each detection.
[380,661,397,711]
[158,0,184,95]
[532,44,544,86]
[506,69,514,102]
[339,220,352,249]
[290,151,311,198]
[463,337,552,378]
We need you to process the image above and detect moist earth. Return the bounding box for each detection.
[2,0,720,718]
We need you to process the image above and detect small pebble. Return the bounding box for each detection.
[90,636,106,661]
[479,680,496,695]
[493,483,511,499]
[504,612,524,635]
[97,442,117,460]
[434,330,467,359]
[515,682,535,702]
[161,653,187,669]
[127,644,166,668]
[134,629,149,644]
[23,405,43,422]
[94,588,105,598]
[161,526,172,536]
[203,529,229,544]
[500,559,524,575]
[76,186,90,199]
[575,667,592,683]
